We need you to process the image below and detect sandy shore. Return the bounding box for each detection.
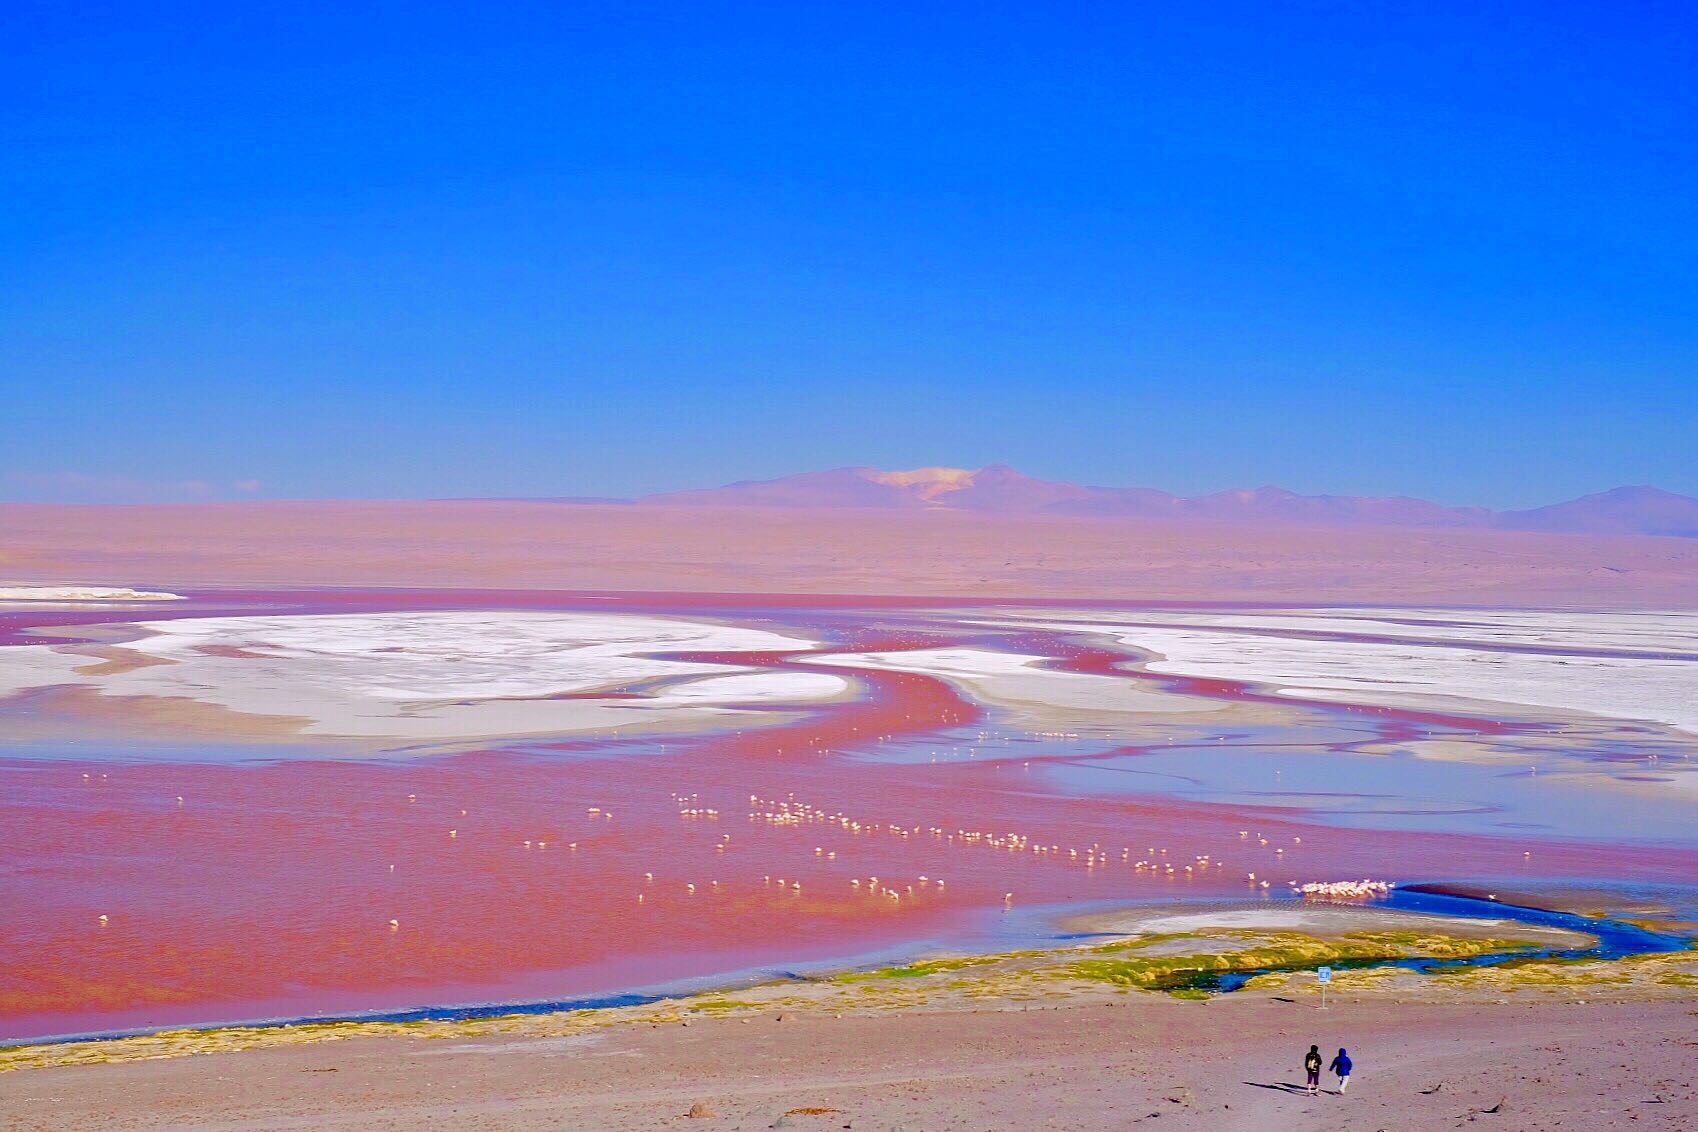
[2,992,1691,1130]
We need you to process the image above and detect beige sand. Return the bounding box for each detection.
[5,500,1698,605]
[2,992,1691,1129]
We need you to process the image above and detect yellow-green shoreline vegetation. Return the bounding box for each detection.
[822,930,1544,997]
[829,949,1050,983]
[4,921,1691,1075]
[1054,930,1544,993]
[1243,939,1698,998]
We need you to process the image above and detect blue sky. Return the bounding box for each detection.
[5,2,1695,506]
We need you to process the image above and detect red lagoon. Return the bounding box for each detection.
[1,591,1693,1042]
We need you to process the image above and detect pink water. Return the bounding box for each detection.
[2,590,1693,1043]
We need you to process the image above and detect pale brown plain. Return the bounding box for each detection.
[4,501,1697,605]
[2,995,1692,1131]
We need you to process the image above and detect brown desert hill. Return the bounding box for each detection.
[636,464,1496,524]
[926,464,1118,512]
[3,499,1698,606]
[1055,483,1491,526]
[1494,485,1698,538]
[639,464,1113,511]
[1178,485,1492,526]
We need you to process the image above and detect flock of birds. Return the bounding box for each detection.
[1297,879,1394,901]
[77,661,1445,935]
[84,780,1404,930]
[456,788,1375,924]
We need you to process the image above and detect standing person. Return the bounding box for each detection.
[1331,1047,1353,1093]
[1304,1044,1322,1094]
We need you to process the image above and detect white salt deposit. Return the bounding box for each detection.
[974,608,1698,736]
[0,585,185,602]
[0,610,845,741]
[807,646,1220,719]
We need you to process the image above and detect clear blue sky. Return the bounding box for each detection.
[5,2,1695,507]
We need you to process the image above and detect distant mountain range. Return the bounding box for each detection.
[488,466,1698,537]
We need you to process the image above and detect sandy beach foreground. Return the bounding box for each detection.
[2,992,1691,1130]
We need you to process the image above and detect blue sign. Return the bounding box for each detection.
[1317,966,1332,984]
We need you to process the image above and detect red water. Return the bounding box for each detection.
[2,590,1694,1042]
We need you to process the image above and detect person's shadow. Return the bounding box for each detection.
[1244,1081,1318,1095]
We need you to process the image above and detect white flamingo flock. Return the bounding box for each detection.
[1297,879,1394,901]
[80,779,1383,935]
[372,788,1363,932]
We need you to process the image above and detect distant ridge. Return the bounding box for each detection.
[1495,486,1698,538]
[634,465,1698,537]
[449,495,632,505]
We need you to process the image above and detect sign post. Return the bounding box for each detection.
[1317,965,1332,1009]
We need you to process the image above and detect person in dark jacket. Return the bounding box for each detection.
[1330,1047,1353,1092]
[1304,1045,1322,1094]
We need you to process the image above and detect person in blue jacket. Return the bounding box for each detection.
[1330,1047,1353,1092]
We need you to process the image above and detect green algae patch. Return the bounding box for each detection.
[831,954,1013,982]
[1081,932,1198,955]
[827,930,1543,1000]
[1058,951,1274,993]
[0,1017,453,1073]
[1339,931,1545,957]
[1437,961,1632,987]
[1053,933,1539,996]
[1440,951,1672,986]
[1404,944,1698,994]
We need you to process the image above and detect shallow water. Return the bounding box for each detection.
[2,590,1695,1043]
[20,884,1692,1048]
[1044,744,1698,842]
[1201,886,1694,991]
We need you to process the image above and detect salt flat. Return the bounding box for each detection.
[0,585,185,603]
[978,607,1698,736]
[8,500,1698,605]
[805,645,1223,724]
[0,610,844,742]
